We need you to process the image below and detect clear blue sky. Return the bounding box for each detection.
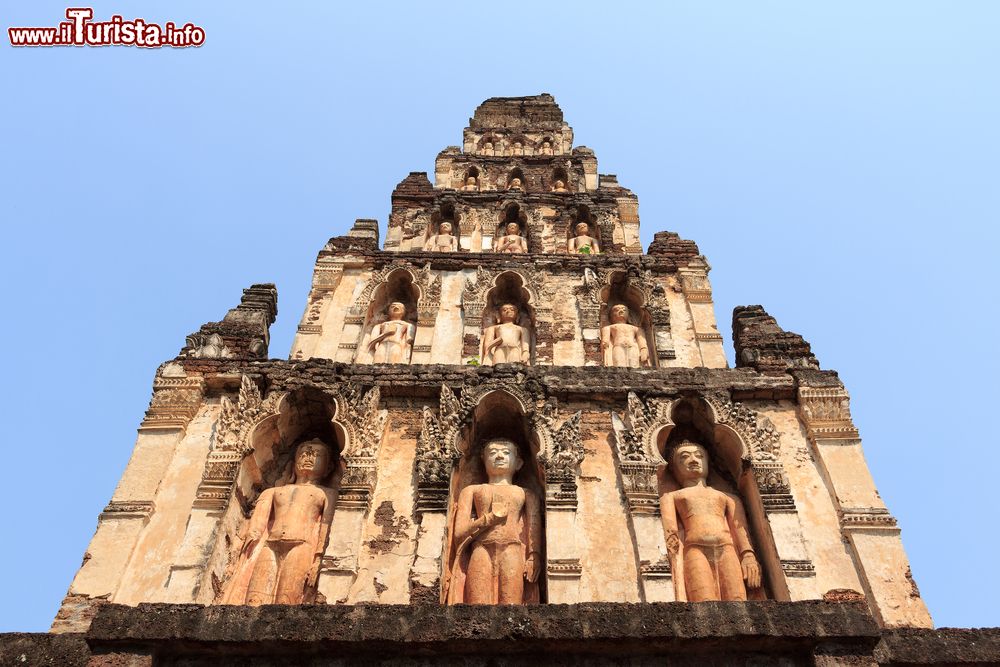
[1,1,997,631]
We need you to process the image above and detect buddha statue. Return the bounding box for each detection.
[461,176,479,191]
[508,177,523,190]
[493,222,528,254]
[552,179,569,193]
[660,440,762,602]
[601,304,648,367]
[220,439,337,605]
[444,438,542,604]
[482,303,530,365]
[367,301,415,364]
[567,222,600,254]
[424,221,459,252]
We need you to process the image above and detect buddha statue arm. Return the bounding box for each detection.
[243,488,275,551]
[308,489,337,587]
[659,491,681,554]
[519,325,530,363]
[592,238,601,253]
[726,495,761,588]
[524,490,543,583]
[637,327,649,365]
[454,486,501,544]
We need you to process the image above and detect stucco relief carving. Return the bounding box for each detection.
[350,261,440,322]
[141,373,206,430]
[798,387,860,440]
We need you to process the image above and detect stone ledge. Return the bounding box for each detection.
[80,601,880,664]
[175,359,801,402]
[877,627,1000,665]
[0,632,89,667]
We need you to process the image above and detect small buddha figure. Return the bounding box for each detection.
[601,304,649,367]
[424,221,459,253]
[567,222,600,254]
[461,176,479,191]
[508,177,523,191]
[483,141,494,156]
[660,440,762,602]
[221,439,337,605]
[482,303,530,365]
[494,222,528,254]
[513,141,523,155]
[368,302,415,363]
[444,438,542,604]
[541,141,553,155]
[552,179,569,193]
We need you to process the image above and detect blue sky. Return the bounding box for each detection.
[1,1,998,631]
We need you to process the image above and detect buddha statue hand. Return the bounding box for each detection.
[741,552,761,589]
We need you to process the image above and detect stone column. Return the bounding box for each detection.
[798,386,932,628]
[620,462,674,602]
[678,258,727,368]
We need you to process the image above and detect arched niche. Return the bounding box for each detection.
[478,135,499,156]
[550,167,571,193]
[234,387,345,503]
[359,268,419,364]
[653,397,787,601]
[460,166,480,191]
[506,167,526,190]
[490,202,529,253]
[480,271,536,365]
[507,135,528,156]
[599,271,656,368]
[443,389,547,603]
[566,204,599,245]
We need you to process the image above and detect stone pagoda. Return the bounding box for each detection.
[20,94,997,666]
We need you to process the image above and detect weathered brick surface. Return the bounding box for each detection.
[733,305,820,375]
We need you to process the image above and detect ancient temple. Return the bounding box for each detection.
[24,95,997,665]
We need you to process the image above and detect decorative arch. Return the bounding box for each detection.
[350,261,441,325]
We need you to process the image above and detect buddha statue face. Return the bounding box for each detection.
[498,303,519,323]
[293,439,331,484]
[543,141,551,150]
[670,442,709,486]
[481,438,522,477]
[510,177,521,188]
[555,180,566,190]
[439,222,453,236]
[576,222,590,237]
[506,222,520,236]
[610,304,629,323]
[484,142,493,152]
[466,176,476,186]
[387,301,406,320]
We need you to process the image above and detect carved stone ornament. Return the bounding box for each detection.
[194,377,387,512]
[350,260,441,322]
[798,387,860,440]
[141,374,206,431]
[461,266,551,322]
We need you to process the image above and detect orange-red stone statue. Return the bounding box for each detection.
[482,303,530,365]
[368,302,415,363]
[221,439,337,605]
[444,438,542,604]
[660,440,762,602]
[601,304,649,367]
